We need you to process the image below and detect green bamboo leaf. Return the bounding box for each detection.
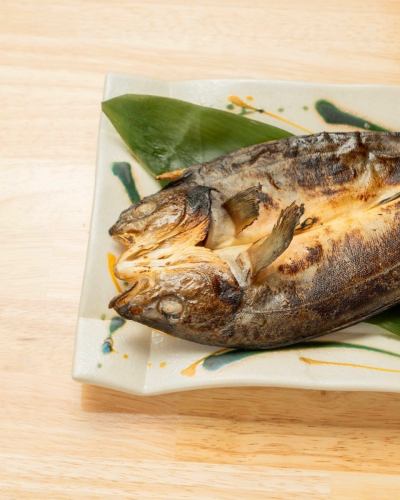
[367,306,400,337]
[102,94,292,177]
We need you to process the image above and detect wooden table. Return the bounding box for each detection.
[1,1,400,498]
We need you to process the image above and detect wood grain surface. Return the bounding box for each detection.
[1,1,400,498]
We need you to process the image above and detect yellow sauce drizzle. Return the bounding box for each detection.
[300,356,400,374]
[147,361,152,368]
[159,361,167,368]
[229,95,312,134]
[181,359,204,377]
[181,349,232,377]
[123,354,129,359]
[107,252,123,293]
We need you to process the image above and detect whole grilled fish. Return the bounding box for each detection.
[109,132,400,348]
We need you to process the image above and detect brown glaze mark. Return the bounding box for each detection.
[306,244,324,265]
[212,275,243,307]
[295,216,318,233]
[381,199,400,215]
[265,171,281,190]
[278,243,323,275]
[259,191,279,209]
[321,187,346,196]
[358,192,372,202]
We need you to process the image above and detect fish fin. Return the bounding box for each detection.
[238,202,304,279]
[156,168,186,181]
[222,185,261,233]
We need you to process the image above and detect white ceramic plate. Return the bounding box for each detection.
[73,74,400,395]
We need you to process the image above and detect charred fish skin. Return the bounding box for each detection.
[187,131,400,190]
[110,131,400,349]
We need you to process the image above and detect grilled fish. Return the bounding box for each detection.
[109,132,400,348]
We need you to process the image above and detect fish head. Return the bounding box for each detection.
[109,181,242,343]
[109,256,242,342]
[109,184,212,247]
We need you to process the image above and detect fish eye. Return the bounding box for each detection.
[158,297,184,319]
[135,201,156,218]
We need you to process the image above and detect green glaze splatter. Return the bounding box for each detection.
[100,313,106,320]
[110,316,126,333]
[101,338,113,354]
[277,107,285,113]
[302,105,309,111]
[101,316,126,354]
[202,340,400,371]
[112,162,140,204]
[203,350,261,370]
[315,100,389,131]
[226,103,235,110]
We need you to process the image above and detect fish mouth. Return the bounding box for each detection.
[108,230,138,246]
[109,276,153,310]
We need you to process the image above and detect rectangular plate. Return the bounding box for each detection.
[73,74,400,395]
